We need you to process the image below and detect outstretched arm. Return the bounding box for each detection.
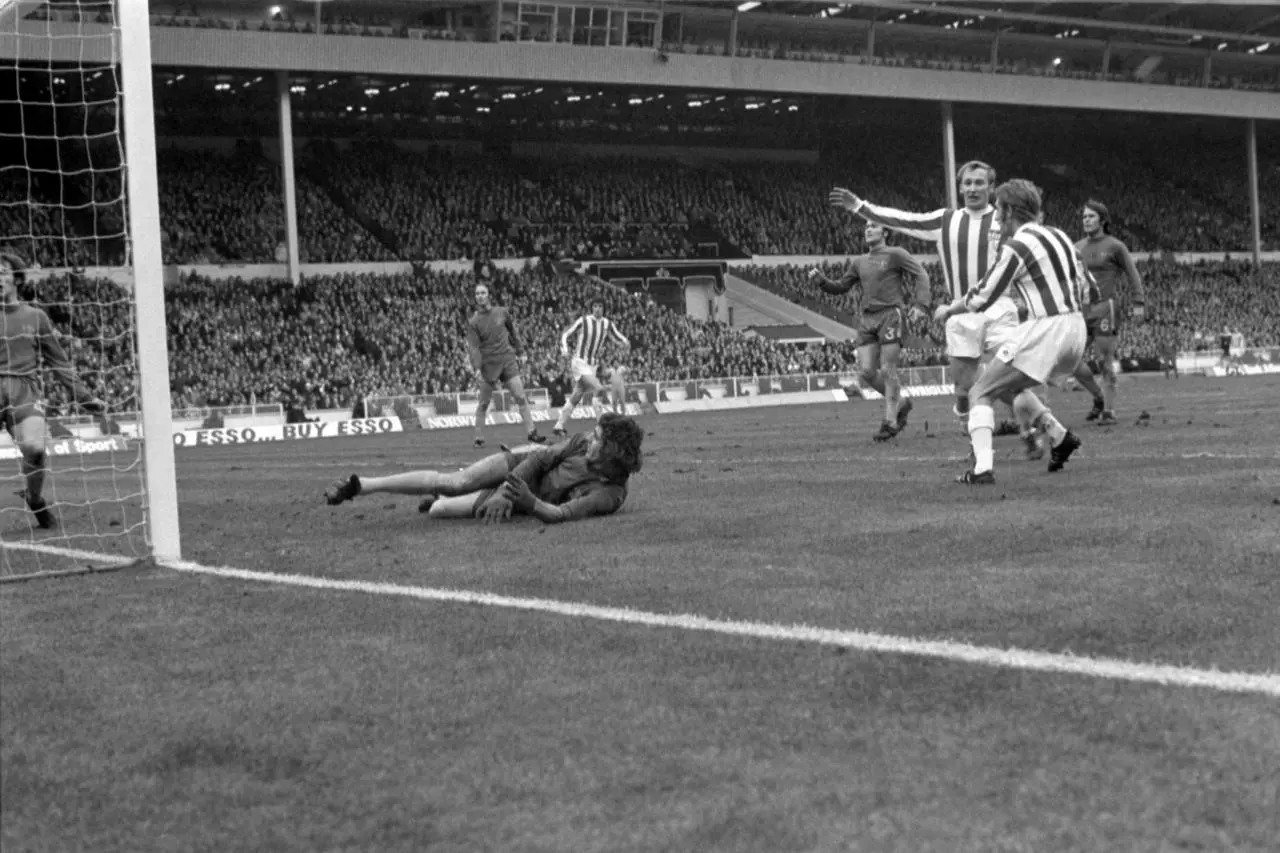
[829,187,946,243]
[813,264,860,296]
[963,243,1022,314]
[607,321,630,349]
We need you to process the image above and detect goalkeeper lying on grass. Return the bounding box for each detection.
[324,412,644,524]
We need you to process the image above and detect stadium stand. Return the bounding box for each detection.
[135,125,1276,267]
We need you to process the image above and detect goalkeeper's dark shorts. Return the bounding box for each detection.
[0,376,44,433]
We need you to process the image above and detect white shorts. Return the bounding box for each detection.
[994,314,1087,385]
[945,298,1021,359]
[570,356,600,385]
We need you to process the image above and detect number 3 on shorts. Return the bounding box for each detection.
[883,313,901,343]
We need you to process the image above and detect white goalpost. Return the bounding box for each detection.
[1,0,178,580]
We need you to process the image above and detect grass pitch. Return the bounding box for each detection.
[3,375,1279,852]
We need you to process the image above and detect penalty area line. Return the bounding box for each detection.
[6,541,1280,698]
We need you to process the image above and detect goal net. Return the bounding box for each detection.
[1,0,176,580]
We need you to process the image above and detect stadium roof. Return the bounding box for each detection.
[717,1,1280,49]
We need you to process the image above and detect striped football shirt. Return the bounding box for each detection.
[965,223,1089,318]
[857,201,1001,301]
[560,314,629,364]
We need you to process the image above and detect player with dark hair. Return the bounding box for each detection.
[2,252,106,528]
[934,180,1087,484]
[553,298,630,437]
[810,222,931,440]
[467,283,545,448]
[325,412,644,524]
[1075,200,1145,425]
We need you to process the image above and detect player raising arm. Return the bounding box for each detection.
[1075,200,1145,425]
[830,161,1018,423]
[325,412,644,524]
[467,283,545,448]
[1,253,106,528]
[553,299,630,437]
[811,223,931,441]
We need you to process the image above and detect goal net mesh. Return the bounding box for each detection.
[2,0,148,579]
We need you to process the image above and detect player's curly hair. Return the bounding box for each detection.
[591,412,644,484]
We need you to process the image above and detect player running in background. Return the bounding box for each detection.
[325,412,644,524]
[1,253,106,528]
[467,283,545,448]
[934,180,1086,484]
[811,223,931,441]
[830,160,1021,424]
[553,299,630,438]
[1075,200,1146,425]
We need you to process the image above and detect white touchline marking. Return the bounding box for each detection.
[681,451,1280,466]
[5,541,1279,698]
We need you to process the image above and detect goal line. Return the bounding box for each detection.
[5,541,1279,699]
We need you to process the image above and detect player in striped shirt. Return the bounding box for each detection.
[830,160,1022,422]
[552,300,630,438]
[811,223,931,441]
[1075,200,1146,426]
[933,180,1086,484]
[2,252,106,528]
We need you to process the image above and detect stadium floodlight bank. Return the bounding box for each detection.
[1,1,178,581]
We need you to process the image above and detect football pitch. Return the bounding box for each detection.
[3,375,1279,852]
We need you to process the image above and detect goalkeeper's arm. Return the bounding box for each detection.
[36,312,105,412]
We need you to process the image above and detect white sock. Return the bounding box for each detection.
[968,404,995,473]
[1036,412,1068,446]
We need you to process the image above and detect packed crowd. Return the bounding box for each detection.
[22,257,1273,415]
[0,172,106,269]
[155,146,395,264]
[1117,260,1280,362]
[159,267,876,410]
[145,138,1280,263]
[6,129,1274,269]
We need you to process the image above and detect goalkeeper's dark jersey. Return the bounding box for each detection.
[509,433,628,522]
[1,303,75,382]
